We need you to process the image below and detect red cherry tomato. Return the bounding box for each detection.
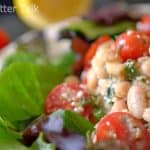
[96,112,150,150]
[137,15,150,36]
[84,35,111,68]
[73,55,84,76]
[0,29,10,49]
[115,31,150,61]
[72,37,90,55]
[71,37,90,75]
[45,83,94,120]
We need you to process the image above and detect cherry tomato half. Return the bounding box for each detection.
[0,29,10,49]
[45,83,94,121]
[115,31,150,61]
[96,112,150,150]
[137,15,150,36]
[84,35,111,68]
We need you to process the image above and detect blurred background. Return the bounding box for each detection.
[0,0,149,40]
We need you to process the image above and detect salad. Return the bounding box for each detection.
[0,7,150,150]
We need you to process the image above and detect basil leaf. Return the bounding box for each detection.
[2,52,39,69]
[63,110,94,135]
[0,117,27,150]
[0,61,74,130]
[51,110,94,135]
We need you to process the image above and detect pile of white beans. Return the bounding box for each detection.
[86,40,150,123]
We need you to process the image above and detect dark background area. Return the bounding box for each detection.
[0,0,149,40]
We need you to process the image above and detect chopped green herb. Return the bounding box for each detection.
[93,108,106,120]
[81,95,103,108]
[125,60,139,80]
[104,85,115,104]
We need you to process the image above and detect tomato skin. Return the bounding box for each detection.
[72,37,90,55]
[0,29,10,49]
[45,83,95,121]
[71,37,90,75]
[96,112,150,150]
[115,31,150,61]
[84,35,111,68]
[45,83,86,114]
[73,56,84,76]
[137,15,150,36]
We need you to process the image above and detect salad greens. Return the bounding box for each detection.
[0,13,139,150]
[31,134,55,150]
[27,110,93,150]
[2,52,39,69]
[0,62,74,130]
[0,117,27,150]
[68,20,136,39]
[0,50,76,149]
[50,110,94,135]
[0,116,55,150]
[63,110,94,135]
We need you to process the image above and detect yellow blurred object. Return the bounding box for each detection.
[13,0,92,29]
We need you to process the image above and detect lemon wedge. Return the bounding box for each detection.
[13,0,92,30]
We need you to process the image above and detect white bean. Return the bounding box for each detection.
[97,79,112,96]
[91,40,121,79]
[92,59,107,78]
[96,40,120,62]
[137,56,149,64]
[115,81,131,98]
[110,100,128,113]
[86,69,97,91]
[149,100,150,107]
[141,59,150,77]
[127,85,147,119]
[143,108,150,122]
[65,75,79,84]
[105,62,125,77]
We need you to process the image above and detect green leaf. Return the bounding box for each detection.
[2,52,38,69]
[50,51,75,67]
[0,119,55,150]
[63,110,94,135]
[93,108,105,120]
[125,60,139,80]
[0,140,29,150]
[50,110,94,135]
[68,20,136,39]
[0,117,20,140]
[0,61,74,130]
[0,117,27,150]
[31,134,55,150]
